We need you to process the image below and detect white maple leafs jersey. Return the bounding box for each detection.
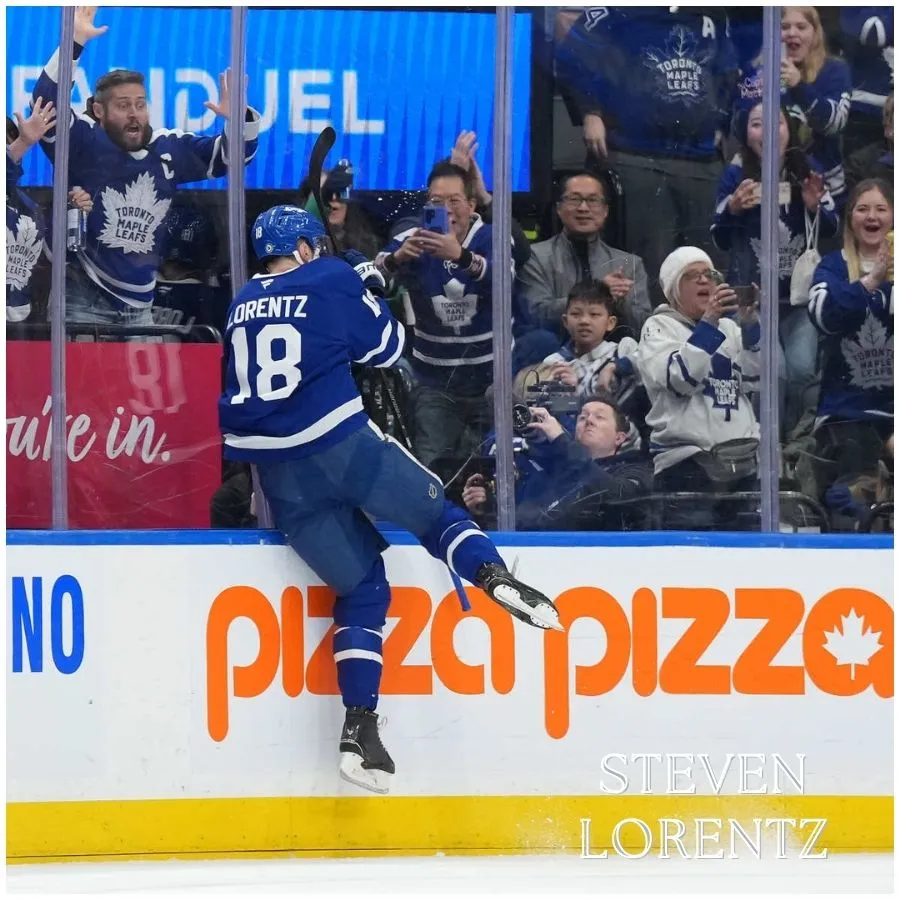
[808,250,893,424]
[33,49,260,308]
[219,256,405,462]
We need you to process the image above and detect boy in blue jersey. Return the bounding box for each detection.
[219,206,561,794]
[32,6,260,325]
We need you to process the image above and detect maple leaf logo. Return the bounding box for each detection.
[841,310,894,389]
[6,214,42,292]
[98,171,171,255]
[642,26,711,104]
[823,609,883,678]
[750,220,806,279]
[431,277,480,334]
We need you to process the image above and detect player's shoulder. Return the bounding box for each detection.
[306,254,363,289]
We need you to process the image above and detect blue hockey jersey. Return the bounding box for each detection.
[33,48,260,309]
[712,157,839,300]
[839,7,894,120]
[781,59,852,205]
[219,256,406,462]
[808,251,893,424]
[6,152,46,322]
[377,215,510,396]
[554,7,739,159]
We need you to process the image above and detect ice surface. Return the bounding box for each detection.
[6,853,894,894]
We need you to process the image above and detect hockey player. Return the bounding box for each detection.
[218,206,561,794]
[32,6,260,324]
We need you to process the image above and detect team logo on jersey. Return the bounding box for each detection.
[704,353,740,419]
[643,26,711,103]
[98,171,172,255]
[750,220,806,280]
[6,214,42,292]
[841,309,893,390]
[432,278,479,330]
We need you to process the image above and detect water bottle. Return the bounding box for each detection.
[66,201,87,252]
[337,158,352,200]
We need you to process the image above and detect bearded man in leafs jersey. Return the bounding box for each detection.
[33,6,260,325]
[219,206,561,794]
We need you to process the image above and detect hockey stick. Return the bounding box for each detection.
[308,127,414,453]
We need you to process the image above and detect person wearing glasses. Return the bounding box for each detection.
[635,246,761,531]
[519,171,651,339]
[376,161,524,467]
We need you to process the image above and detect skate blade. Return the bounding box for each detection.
[340,752,392,794]
[492,585,564,632]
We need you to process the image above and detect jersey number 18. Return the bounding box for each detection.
[230,324,302,404]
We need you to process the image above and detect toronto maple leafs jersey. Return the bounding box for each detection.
[711,158,839,300]
[635,306,761,475]
[6,153,45,322]
[839,7,894,120]
[219,256,405,462]
[808,251,893,425]
[33,49,260,309]
[554,7,739,159]
[377,215,509,396]
[780,59,853,205]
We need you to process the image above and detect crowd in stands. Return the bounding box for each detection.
[7,6,894,534]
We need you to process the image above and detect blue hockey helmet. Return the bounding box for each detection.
[252,205,327,260]
[163,204,218,269]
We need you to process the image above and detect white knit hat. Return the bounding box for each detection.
[658,246,714,304]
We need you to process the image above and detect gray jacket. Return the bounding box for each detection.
[518,231,652,338]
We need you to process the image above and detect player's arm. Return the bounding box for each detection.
[164,70,260,184]
[32,6,107,162]
[343,270,406,368]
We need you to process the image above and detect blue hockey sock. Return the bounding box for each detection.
[333,556,390,710]
[420,500,505,585]
[333,625,383,709]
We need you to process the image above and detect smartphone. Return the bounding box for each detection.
[421,203,449,234]
[733,285,756,307]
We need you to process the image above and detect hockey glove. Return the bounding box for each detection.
[343,249,387,297]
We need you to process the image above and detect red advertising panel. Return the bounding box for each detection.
[7,341,223,528]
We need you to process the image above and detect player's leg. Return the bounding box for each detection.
[255,459,395,793]
[341,424,561,630]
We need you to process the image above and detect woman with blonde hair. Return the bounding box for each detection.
[807,178,893,528]
[781,6,853,207]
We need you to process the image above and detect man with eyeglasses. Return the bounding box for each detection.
[519,171,651,340]
[376,161,522,467]
[554,7,737,307]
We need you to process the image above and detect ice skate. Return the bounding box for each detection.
[476,563,563,631]
[339,706,395,794]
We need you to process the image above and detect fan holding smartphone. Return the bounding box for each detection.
[712,91,840,438]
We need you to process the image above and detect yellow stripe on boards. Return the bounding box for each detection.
[7,795,893,862]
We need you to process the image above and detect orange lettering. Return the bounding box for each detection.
[733,589,804,694]
[631,588,658,697]
[381,587,432,694]
[803,588,893,697]
[544,588,630,740]
[281,587,304,698]
[431,587,515,695]
[206,585,280,742]
[659,588,730,694]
